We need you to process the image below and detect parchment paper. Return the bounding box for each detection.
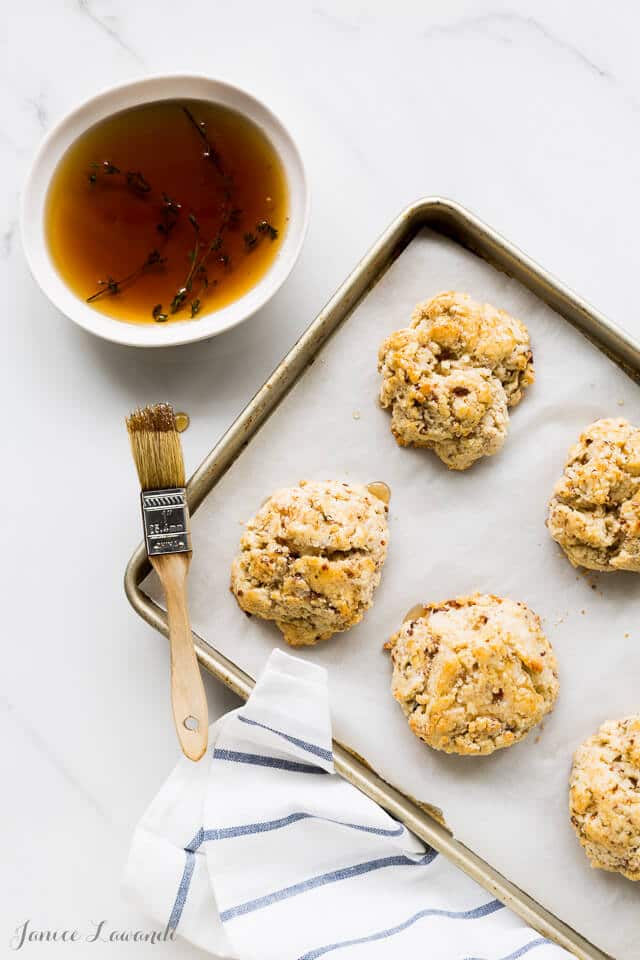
[146,229,640,958]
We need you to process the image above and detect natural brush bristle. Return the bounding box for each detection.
[126,403,186,491]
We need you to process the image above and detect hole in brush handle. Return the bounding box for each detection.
[183,715,199,732]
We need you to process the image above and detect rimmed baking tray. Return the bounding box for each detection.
[125,198,640,960]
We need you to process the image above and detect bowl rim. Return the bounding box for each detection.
[21,73,310,348]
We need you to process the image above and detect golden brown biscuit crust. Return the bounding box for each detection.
[385,593,559,756]
[410,291,534,405]
[570,716,640,880]
[547,418,640,572]
[378,292,534,470]
[231,480,388,646]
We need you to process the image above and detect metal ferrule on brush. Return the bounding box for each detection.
[140,487,192,556]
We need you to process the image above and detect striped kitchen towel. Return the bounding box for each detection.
[123,649,570,960]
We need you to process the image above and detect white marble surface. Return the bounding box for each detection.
[3,1,640,956]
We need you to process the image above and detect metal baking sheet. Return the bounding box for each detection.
[126,199,640,959]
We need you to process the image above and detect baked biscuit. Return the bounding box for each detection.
[231,480,389,646]
[410,291,534,405]
[378,292,534,470]
[547,418,640,572]
[570,716,640,880]
[385,593,559,756]
[382,363,508,471]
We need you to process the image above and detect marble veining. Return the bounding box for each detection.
[424,12,612,79]
[1,693,115,828]
[424,11,640,115]
[77,0,145,64]
[2,219,17,259]
[26,94,49,131]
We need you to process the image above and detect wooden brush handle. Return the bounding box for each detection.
[151,552,208,762]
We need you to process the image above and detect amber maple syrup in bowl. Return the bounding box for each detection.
[46,99,288,325]
[22,76,309,347]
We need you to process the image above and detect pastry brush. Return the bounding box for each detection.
[126,402,208,761]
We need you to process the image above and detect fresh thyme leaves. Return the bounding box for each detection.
[152,303,168,322]
[244,232,258,251]
[86,249,165,303]
[256,219,278,240]
[190,298,201,318]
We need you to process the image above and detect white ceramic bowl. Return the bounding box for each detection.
[21,75,309,347]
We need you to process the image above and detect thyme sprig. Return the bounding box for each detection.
[169,214,202,313]
[157,194,181,237]
[126,171,151,195]
[171,227,224,314]
[85,105,280,321]
[245,220,278,252]
[88,160,120,183]
[88,161,151,196]
[182,106,224,175]
[85,188,180,305]
[87,249,165,303]
[257,219,278,240]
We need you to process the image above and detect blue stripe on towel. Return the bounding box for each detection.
[220,849,439,923]
[167,850,196,931]
[237,715,333,761]
[297,899,504,959]
[465,936,552,960]
[169,816,414,930]
[193,812,406,845]
[185,829,205,853]
[213,748,328,775]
